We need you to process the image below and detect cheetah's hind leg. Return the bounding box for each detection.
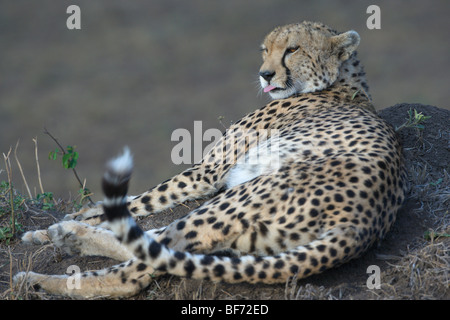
[13,258,158,298]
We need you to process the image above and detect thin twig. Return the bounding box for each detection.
[44,127,65,155]
[8,246,14,299]
[14,140,32,199]
[174,202,191,210]
[44,127,94,205]
[3,148,15,236]
[32,137,45,195]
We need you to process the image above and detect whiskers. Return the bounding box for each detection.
[293,79,305,94]
[253,75,264,98]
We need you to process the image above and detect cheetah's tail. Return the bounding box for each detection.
[102,147,145,243]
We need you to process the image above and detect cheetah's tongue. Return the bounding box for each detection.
[264,85,276,93]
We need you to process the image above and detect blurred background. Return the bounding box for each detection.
[1,0,449,200]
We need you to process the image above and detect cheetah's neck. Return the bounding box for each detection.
[334,52,372,102]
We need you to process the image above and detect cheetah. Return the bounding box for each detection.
[14,21,408,298]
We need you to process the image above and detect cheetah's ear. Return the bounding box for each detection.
[330,30,360,61]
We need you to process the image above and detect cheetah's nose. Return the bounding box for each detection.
[259,70,275,82]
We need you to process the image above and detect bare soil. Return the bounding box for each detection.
[1,103,449,300]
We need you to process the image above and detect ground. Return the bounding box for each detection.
[0,103,448,300]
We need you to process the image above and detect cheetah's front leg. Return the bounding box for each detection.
[62,163,222,225]
[25,221,133,261]
[22,220,170,262]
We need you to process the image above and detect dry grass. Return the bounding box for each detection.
[381,241,449,299]
[1,243,55,300]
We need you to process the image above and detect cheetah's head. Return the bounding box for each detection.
[259,21,360,100]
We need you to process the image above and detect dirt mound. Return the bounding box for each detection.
[1,103,448,300]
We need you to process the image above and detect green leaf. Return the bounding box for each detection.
[424,230,450,241]
[429,178,443,187]
[62,146,79,169]
[68,152,78,169]
[62,153,71,169]
[49,149,59,161]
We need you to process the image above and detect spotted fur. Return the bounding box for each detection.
[15,21,407,298]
